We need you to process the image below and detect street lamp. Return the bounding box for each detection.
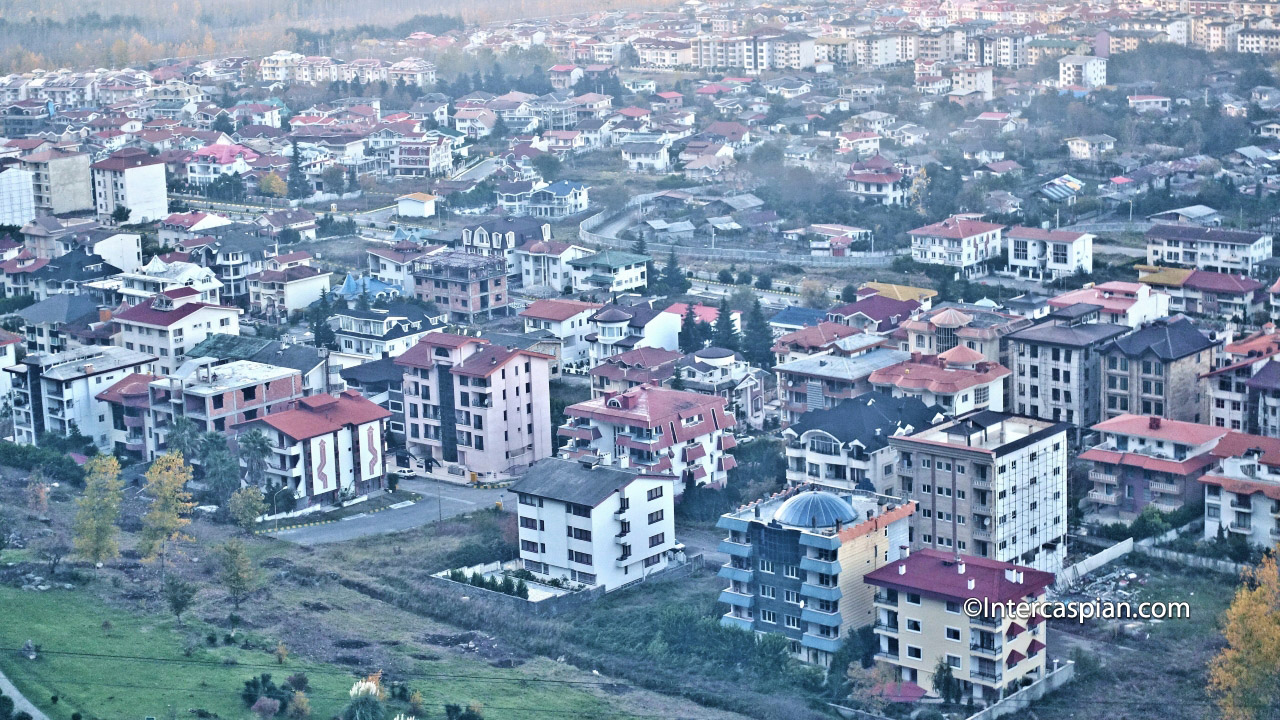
[272,484,291,532]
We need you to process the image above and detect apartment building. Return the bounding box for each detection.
[513,457,680,591]
[588,347,683,397]
[775,335,912,425]
[397,333,553,477]
[7,345,156,449]
[84,256,221,306]
[146,358,305,459]
[772,322,862,365]
[184,332,341,399]
[1058,54,1107,88]
[237,390,391,509]
[1145,225,1273,276]
[0,163,34,227]
[246,254,331,324]
[558,384,736,491]
[568,249,650,294]
[413,251,509,323]
[366,241,446,291]
[583,301,680,365]
[21,149,93,215]
[514,240,592,293]
[114,289,241,376]
[1136,267,1264,321]
[185,226,279,306]
[90,148,168,224]
[783,392,944,494]
[908,216,1005,279]
[1005,226,1093,281]
[1080,414,1228,523]
[95,372,158,460]
[866,551,1054,704]
[459,216,551,275]
[1098,316,1217,422]
[520,298,602,369]
[1006,305,1129,442]
[868,349,1010,415]
[898,304,1031,370]
[1200,433,1280,548]
[1202,327,1280,431]
[1047,281,1168,328]
[890,412,1071,574]
[717,486,915,667]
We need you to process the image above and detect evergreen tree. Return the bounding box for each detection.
[346,166,358,193]
[711,296,740,352]
[742,296,774,367]
[661,250,689,294]
[678,305,703,353]
[220,538,257,610]
[287,139,311,200]
[670,366,686,391]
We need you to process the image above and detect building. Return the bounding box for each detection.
[558,384,736,491]
[783,393,944,494]
[1098,316,1217,422]
[84,256,222,307]
[514,240,592,293]
[1005,227,1093,281]
[7,345,156,449]
[95,372,158,460]
[717,486,916,667]
[184,332,342,399]
[1058,54,1107,88]
[90,148,168,224]
[329,301,443,360]
[568,250,650,294]
[396,192,437,218]
[1136,267,1264,322]
[909,216,1005,279]
[1080,414,1228,523]
[676,347,768,429]
[185,226,278,306]
[584,302,681,365]
[889,411,1071,574]
[1064,135,1116,162]
[1199,433,1280,548]
[520,298,602,370]
[772,321,862,364]
[1201,327,1280,432]
[588,347,684,397]
[339,357,405,441]
[1145,225,1274,276]
[865,550,1055,704]
[869,348,1010,415]
[237,390,391,510]
[1047,281,1168,328]
[14,293,102,354]
[1006,305,1129,443]
[413,251,509,323]
[526,180,590,218]
[898,305,1031,371]
[366,241,445,291]
[114,289,241,376]
[826,295,919,333]
[246,254,331,324]
[396,333,553,477]
[21,149,93,215]
[0,163,35,227]
[776,336,913,425]
[459,217,551,275]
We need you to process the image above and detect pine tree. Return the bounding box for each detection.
[678,305,703,353]
[742,296,775,367]
[670,367,686,390]
[138,453,195,574]
[661,250,689,294]
[711,296,740,352]
[220,538,257,610]
[287,139,311,200]
[73,455,123,564]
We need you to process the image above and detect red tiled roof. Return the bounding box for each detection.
[255,390,390,441]
[520,298,602,322]
[1209,430,1280,466]
[394,333,487,369]
[909,216,1004,239]
[1078,447,1216,476]
[869,358,1010,395]
[95,372,159,404]
[114,297,236,327]
[772,322,861,352]
[1200,473,1280,501]
[1090,414,1227,445]
[453,344,552,378]
[863,549,1054,605]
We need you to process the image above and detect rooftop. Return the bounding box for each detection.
[510,457,650,508]
[864,549,1054,605]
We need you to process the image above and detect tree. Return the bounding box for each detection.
[678,304,703,354]
[345,166,358,194]
[931,657,962,704]
[252,698,281,720]
[287,691,311,719]
[238,429,273,489]
[800,279,830,309]
[137,452,195,574]
[711,296,740,352]
[73,455,123,564]
[741,297,774,367]
[166,416,200,459]
[110,205,132,225]
[1209,550,1280,720]
[670,367,686,391]
[25,475,49,515]
[287,139,312,200]
[531,153,562,182]
[163,575,197,625]
[259,172,287,198]
[660,250,689,294]
[840,283,859,303]
[717,269,735,284]
[37,532,71,578]
[220,538,257,610]
[321,165,346,193]
[212,112,235,135]
[228,487,267,530]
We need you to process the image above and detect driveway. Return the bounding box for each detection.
[0,667,49,720]
[266,479,509,545]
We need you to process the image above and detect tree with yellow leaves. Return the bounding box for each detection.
[73,455,124,564]
[1209,549,1280,720]
[259,173,287,198]
[138,452,195,576]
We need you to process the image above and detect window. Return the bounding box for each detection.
[647,486,663,501]
[567,527,592,541]
[906,593,921,605]
[946,600,961,614]
[784,590,800,604]
[648,509,664,524]
[519,516,538,530]
[761,610,777,624]
[569,550,593,566]
[906,618,922,632]
[946,654,962,669]
[643,555,661,568]
[520,540,539,553]
[649,533,665,548]
[761,585,776,599]
[946,627,961,641]
[759,560,775,573]
[784,565,801,579]
[784,615,801,629]
[907,646,922,660]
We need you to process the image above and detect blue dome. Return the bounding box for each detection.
[774,490,858,529]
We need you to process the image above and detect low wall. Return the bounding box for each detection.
[966,661,1075,720]
[1055,538,1133,591]
[1131,545,1249,576]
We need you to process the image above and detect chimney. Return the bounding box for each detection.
[900,545,910,559]
[98,308,112,323]
[898,563,906,575]
[958,561,966,575]
[1005,568,1017,583]
[967,577,976,590]
[1149,416,1161,430]
[1016,570,1024,584]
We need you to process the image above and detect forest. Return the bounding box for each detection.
[0,0,680,73]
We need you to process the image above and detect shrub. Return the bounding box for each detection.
[0,441,85,485]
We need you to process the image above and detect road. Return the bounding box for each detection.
[689,279,803,308]
[1094,243,1147,259]
[0,667,50,720]
[454,157,500,182]
[266,478,508,545]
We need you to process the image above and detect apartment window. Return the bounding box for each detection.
[907,646,922,660]
[761,585,776,599]
[759,560,775,573]
[647,486,663,501]
[643,555,661,568]
[520,540,539,553]
[569,550,593,566]
[567,527,592,541]
[784,590,800,604]
[946,600,962,614]
[946,627,961,641]
[761,610,778,624]
[519,517,538,530]
[649,533,665,548]
[784,565,801,579]
[648,509,664,524]
[906,593,921,605]
[906,618,922,633]
[784,615,801,629]
[947,654,962,669]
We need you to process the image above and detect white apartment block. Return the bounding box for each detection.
[1202,447,1280,549]
[114,290,240,376]
[1058,55,1107,88]
[0,165,35,227]
[1145,225,1273,276]
[909,216,1005,279]
[1005,227,1093,281]
[91,148,168,224]
[520,299,602,368]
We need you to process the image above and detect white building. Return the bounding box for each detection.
[1058,54,1107,88]
[514,240,592,293]
[396,192,437,218]
[1145,225,1274,276]
[568,250,650,294]
[1005,226,1093,281]
[909,216,1005,279]
[90,148,168,224]
[520,299,602,369]
[582,302,680,365]
[0,164,35,227]
[113,289,241,376]
[1201,439,1280,549]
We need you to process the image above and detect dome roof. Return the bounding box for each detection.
[931,308,973,329]
[774,490,858,529]
[939,344,985,365]
[594,308,632,323]
[695,347,735,359]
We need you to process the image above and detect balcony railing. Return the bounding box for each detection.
[873,620,899,633]
[970,668,1002,683]
[969,641,1002,656]
[1228,521,1251,534]
[1089,470,1118,485]
[1230,499,1253,510]
[874,591,897,605]
[1149,480,1179,494]
[1088,490,1118,505]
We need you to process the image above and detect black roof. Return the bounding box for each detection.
[510,457,643,508]
[340,357,402,384]
[1007,317,1129,348]
[785,391,944,453]
[17,293,100,326]
[1099,316,1217,360]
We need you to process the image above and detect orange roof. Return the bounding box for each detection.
[1090,414,1227,445]
[1200,474,1280,501]
[254,390,390,441]
[520,298,602,322]
[869,358,1009,395]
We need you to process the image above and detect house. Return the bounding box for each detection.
[185,144,258,186]
[1145,225,1273,276]
[7,345,156,449]
[329,301,443,360]
[1136,266,1264,321]
[184,332,341,399]
[621,142,670,172]
[868,349,1011,415]
[1005,305,1130,443]
[85,255,222,306]
[568,250,649,294]
[90,148,168,224]
[514,240,592,293]
[782,392,944,494]
[246,253,331,324]
[413,252,509,323]
[717,486,916,667]
[513,457,679,591]
[1098,316,1218,422]
[558,384,736,492]
[826,296,919,333]
[588,347,684,396]
[866,550,1055,704]
[158,212,234,245]
[460,216,551,275]
[890,411,1070,574]
[909,216,1005,279]
[520,298,602,369]
[95,372,159,460]
[847,171,908,205]
[1064,135,1115,162]
[255,209,318,241]
[15,293,103,354]
[1004,227,1093,281]
[675,347,768,429]
[775,336,912,425]
[236,390,391,510]
[527,180,590,218]
[366,242,444,291]
[1147,204,1222,227]
[396,192,437,218]
[1128,95,1171,113]
[114,290,241,376]
[396,333,553,477]
[1199,433,1280,548]
[772,322,862,365]
[184,226,278,306]
[1058,54,1107,89]
[583,301,680,365]
[1047,281,1168,328]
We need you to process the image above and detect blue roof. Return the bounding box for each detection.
[769,306,827,328]
[541,180,589,195]
[774,490,858,529]
[335,273,403,300]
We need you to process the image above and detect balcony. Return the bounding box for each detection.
[1230,499,1253,510]
[1149,480,1180,495]
[718,564,752,584]
[718,588,755,608]
[874,591,897,606]
[873,619,899,634]
[1088,490,1118,505]
[800,556,842,575]
[874,650,900,662]
[718,538,753,558]
[1150,499,1180,513]
[721,613,754,632]
[1089,470,1118,485]
[972,526,992,540]
[614,530,629,544]
[801,633,843,654]
[971,616,1000,628]
[969,668,1003,684]
[801,582,842,602]
[969,641,1002,657]
[615,554,632,567]
[1228,522,1251,534]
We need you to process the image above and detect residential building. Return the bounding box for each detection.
[1202,328,1280,432]
[339,357,406,441]
[246,253,331,324]
[21,149,93,215]
[366,241,446,291]
[15,293,102,354]
[114,289,241,376]
[589,347,684,397]
[717,486,916,667]
[1099,316,1217,422]
[519,298,602,370]
[568,250,650,294]
[584,301,681,365]
[1145,225,1274,276]
[526,181,590,218]
[775,335,912,425]
[1058,54,1107,88]
[184,332,342,398]
[514,240,592,293]
[157,211,234,246]
[329,301,443,360]
[460,217,551,275]
[868,348,1010,415]
[1064,135,1116,161]
[890,411,1071,574]
[772,322,862,365]
[1005,227,1093,281]
[513,456,680,591]
[558,384,736,491]
[95,372,158,460]
[898,305,1031,370]
[185,144,258,187]
[675,347,768,429]
[185,226,278,306]
[909,216,1005,279]
[866,550,1054,704]
[0,163,34,227]
[1047,281,1168,328]
[90,148,168,224]
[1080,414,1228,523]
[1136,267,1265,322]
[827,295,919,333]
[1006,305,1129,443]
[413,251,509,323]
[397,333,553,477]
[7,345,156,449]
[1200,433,1280,548]
[783,393,944,494]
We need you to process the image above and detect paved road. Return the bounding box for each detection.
[0,667,50,720]
[454,157,500,182]
[1094,243,1147,259]
[689,279,804,308]
[267,479,508,545]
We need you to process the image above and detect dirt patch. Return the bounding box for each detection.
[600,683,632,696]
[333,639,370,649]
[423,631,528,668]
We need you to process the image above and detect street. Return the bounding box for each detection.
[266,478,508,545]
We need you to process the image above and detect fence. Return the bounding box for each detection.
[1130,545,1250,576]
[1055,538,1133,591]
[964,661,1075,720]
